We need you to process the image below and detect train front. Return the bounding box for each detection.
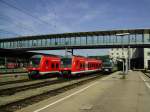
[60,56,72,77]
[28,55,42,79]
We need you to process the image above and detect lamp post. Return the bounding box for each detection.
[65,42,68,57]
[116,33,130,78]
[117,59,125,74]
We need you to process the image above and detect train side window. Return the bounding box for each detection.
[52,63,55,69]
[56,63,59,68]
[83,64,85,68]
[80,63,82,68]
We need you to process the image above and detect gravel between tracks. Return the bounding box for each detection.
[0,78,58,91]
[0,73,28,84]
[0,73,105,112]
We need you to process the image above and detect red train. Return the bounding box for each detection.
[7,63,18,69]
[28,55,60,79]
[27,55,103,79]
[60,56,102,77]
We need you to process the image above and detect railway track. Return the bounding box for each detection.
[0,73,28,86]
[141,70,150,78]
[0,78,67,96]
[0,79,30,86]
[0,73,107,112]
[144,73,150,78]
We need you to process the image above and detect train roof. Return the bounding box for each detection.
[31,54,60,58]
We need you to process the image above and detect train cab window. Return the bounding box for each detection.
[56,63,59,68]
[61,57,72,67]
[51,63,55,69]
[30,55,42,67]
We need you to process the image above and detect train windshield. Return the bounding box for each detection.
[30,55,41,67]
[61,57,72,68]
[103,61,112,68]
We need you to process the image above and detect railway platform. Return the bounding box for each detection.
[18,71,150,112]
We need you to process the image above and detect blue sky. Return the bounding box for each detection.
[0,0,150,56]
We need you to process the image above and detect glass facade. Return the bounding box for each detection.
[0,31,149,49]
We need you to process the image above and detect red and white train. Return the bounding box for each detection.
[28,55,60,79]
[60,56,102,77]
[27,55,103,79]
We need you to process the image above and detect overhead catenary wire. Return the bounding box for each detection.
[0,0,55,28]
[0,15,37,34]
[0,29,21,37]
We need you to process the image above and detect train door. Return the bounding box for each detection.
[42,58,50,72]
[51,61,55,71]
[55,62,59,71]
[45,60,49,71]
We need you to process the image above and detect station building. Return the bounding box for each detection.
[109,48,150,69]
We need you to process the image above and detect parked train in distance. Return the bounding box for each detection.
[27,55,103,79]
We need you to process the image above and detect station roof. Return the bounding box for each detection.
[0,48,57,58]
[0,28,150,41]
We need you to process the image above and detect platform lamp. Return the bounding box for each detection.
[116,33,130,78]
[117,58,125,74]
